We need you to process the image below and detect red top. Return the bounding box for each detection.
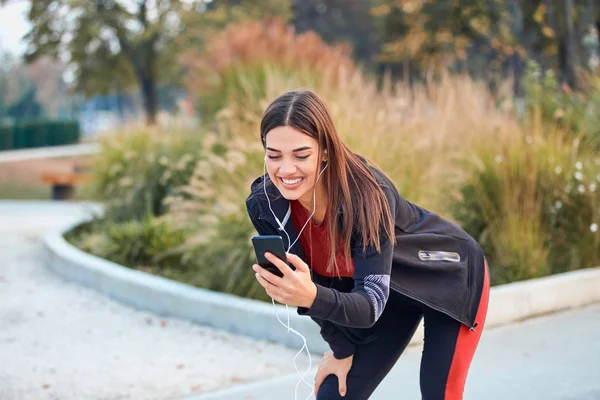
[290,200,355,278]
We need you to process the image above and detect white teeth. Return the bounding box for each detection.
[282,177,303,185]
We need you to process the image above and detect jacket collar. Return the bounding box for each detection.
[249,174,291,226]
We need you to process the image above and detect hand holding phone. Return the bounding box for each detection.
[251,235,316,308]
[251,235,296,278]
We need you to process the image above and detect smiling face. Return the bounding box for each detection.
[264,126,326,206]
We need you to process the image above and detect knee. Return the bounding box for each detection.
[316,375,344,400]
[316,374,366,400]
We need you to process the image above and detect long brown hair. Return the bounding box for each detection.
[260,89,396,276]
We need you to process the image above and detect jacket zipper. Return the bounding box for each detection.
[418,250,460,262]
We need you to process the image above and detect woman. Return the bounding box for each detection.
[245,89,490,400]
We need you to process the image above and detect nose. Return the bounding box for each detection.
[279,158,297,175]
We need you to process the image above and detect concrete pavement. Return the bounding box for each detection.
[0,201,309,400]
[189,303,600,400]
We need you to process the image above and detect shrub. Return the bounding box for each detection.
[0,120,80,150]
[162,124,269,300]
[181,17,356,119]
[67,214,188,271]
[453,122,600,284]
[0,125,12,150]
[88,122,203,222]
[522,60,600,149]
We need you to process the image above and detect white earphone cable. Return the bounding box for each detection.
[262,156,328,400]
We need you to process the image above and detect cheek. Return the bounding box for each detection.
[266,168,277,183]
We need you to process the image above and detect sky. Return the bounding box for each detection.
[0,1,31,56]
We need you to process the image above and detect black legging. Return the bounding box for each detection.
[317,262,490,400]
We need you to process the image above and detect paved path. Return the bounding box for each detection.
[0,201,307,400]
[191,303,600,400]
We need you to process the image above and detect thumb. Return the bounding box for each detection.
[286,252,309,272]
[337,372,348,397]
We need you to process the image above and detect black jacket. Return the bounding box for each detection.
[245,163,486,359]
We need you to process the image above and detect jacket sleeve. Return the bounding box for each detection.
[297,183,397,329]
[245,196,357,359]
[298,313,357,359]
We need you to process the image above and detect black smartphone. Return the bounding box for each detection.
[251,235,295,278]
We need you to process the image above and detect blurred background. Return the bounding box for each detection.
[0,0,599,399]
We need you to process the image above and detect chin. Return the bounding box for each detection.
[278,188,306,200]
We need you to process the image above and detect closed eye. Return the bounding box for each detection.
[267,155,310,160]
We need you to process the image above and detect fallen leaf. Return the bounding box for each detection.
[176,364,185,369]
[190,384,202,391]
[43,384,51,389]
[161,321,168,327]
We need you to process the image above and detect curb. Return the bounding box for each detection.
[42,217,600,357]
[42,219,329,354]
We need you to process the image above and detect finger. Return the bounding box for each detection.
[255,272,280,294]
[255,274,288,303]
[314,371,325,398]
[337,371,348,397]
[264,252,294,277]
[286,252,310,273]
[253,264,284,286]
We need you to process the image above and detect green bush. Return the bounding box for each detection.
[161,125,268,300]
[89,124,203,222]
[522,60,600,149]
[0,120,80,150]
[546,154,600,273]
[67,214,188,269]
[0,125,12,150]
[452,129,600,285]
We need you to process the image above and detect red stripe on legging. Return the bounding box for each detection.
[444,260,491,399]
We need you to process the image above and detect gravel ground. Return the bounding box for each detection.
[0,202,313,400]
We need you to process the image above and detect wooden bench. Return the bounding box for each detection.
[41,160,91,200]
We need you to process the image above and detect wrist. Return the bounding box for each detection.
[303,282,317,309]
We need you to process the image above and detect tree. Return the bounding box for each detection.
[515,0,597,89]
[292,0,378,66]
[173,0,292,65]
[0,51,13,120]
[372,0,599,90]
[371,1,517,79]
[7,87,44,120]
[24,0,203,125]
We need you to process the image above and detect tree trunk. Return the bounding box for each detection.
[140,73,158,125]
[562,0,581,89]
